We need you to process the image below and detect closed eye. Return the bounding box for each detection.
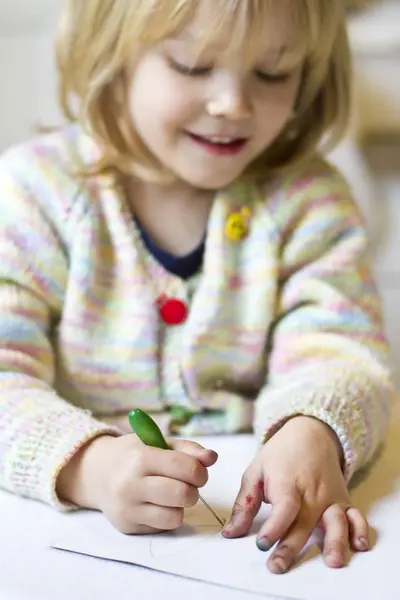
[255,70,292,83]
[168,58,211,77]
[168,57,292,83]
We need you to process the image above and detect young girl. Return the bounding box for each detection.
[0,0,394,575]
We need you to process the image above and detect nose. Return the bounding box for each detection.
[206,73,252,120]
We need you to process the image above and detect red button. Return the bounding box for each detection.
[157,297,188,325]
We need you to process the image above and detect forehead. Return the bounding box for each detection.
[171,0,306,63]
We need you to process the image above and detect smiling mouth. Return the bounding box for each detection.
[187,132,248,155]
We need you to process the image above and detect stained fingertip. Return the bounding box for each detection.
[267,544,297,575]
[268,556,288,575]
[222,519,251,538]
[256,536,273,552]
[255,494,300,552]
[224,479,263,539]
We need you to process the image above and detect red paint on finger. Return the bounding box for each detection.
[257,480,264,491]
[245,494,254,506]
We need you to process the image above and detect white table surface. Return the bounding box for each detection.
[1,404,400,600]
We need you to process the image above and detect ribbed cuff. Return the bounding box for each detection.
[6,404,121,510]
[254,365,392,483]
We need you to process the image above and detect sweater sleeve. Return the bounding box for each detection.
[254,166,395,483]
[0,150,120,510]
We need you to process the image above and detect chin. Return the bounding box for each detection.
[179,170,242,191]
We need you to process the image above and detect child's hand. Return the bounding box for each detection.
[57,434,218,534]
[222,416,369,574]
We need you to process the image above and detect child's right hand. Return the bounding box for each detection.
[56,434,218,534]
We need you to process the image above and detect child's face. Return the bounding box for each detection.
[126,0,302,189]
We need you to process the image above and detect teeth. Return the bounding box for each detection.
[208,137,235,144]
[190,132,245,145]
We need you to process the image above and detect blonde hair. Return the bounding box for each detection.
[56,0,352,182]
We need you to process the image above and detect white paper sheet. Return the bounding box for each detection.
[51,412,400,600]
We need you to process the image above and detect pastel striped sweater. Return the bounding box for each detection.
[0,124,394,509]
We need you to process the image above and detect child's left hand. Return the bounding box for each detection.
[221,415,369,574]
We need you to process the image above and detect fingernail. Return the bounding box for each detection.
[358,536,369,551]
[269,557,287,574]
[256,536,273,552]
[327,551,343,567]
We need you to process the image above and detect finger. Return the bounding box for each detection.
[321,504,350,568]
[267,516,316,574]
[222,471,263,539]
[170,439,218,467]
[123,524,161,535]
[138,503,184,531]
[346,507,370,552]
[256,491,301,552]
[107,513,162,536]
[142,476,199,508]
[145,447,209,488]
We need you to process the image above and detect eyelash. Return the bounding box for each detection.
[168,59,211,77]
[256,70,291,83]
[169,58,291,83]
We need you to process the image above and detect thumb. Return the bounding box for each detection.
[169,439,218,467]
[222,467,263,539]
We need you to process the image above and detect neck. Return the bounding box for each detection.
[128,177,213,210]
[123,177,215,257]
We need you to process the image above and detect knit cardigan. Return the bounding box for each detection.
[0,124,394,509]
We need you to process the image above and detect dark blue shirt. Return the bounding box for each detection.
[136,221,205,280]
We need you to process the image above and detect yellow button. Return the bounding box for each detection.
[225,212,248,242]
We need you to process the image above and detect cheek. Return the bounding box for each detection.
[278,74,302,120]
[129,69,199,139]
[257,80,300,139]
